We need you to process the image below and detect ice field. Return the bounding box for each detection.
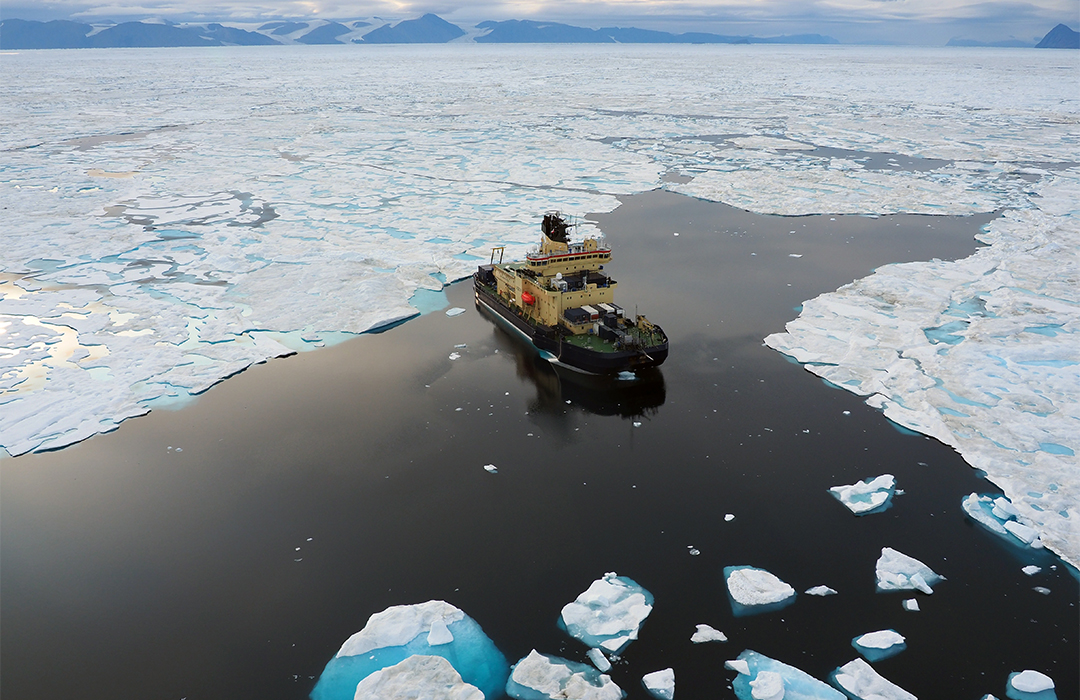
[1,44,1077,566]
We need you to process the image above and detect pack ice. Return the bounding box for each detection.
[829,474,897,515]
[726,649,846,700]
[505,650,624,700]
[875,548,944,594]
[309,600,508,700]
[560,572,653,654]
[724,566,796,615]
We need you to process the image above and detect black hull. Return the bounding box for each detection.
[474,277,668,374]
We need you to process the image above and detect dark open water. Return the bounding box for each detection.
[2,190,1076,699]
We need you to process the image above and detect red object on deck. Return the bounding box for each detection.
[521,292,536,305]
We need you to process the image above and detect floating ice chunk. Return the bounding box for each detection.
[310,600,508,700]
[446,307,466,317]
[691,624,727,643]
[1033,586,1051,595]
[586,648,611,672]
[832,658,916,700]
[852,630,906,662]
[1009,670,1055,695]
[963,494,1045,550]
[829,474,896,515]
[725,514,736,521]
[483,464,498,474]
[1021,566,1042,576]
[353,655,482,700]
[449,352,461,360]
[727,650,845,700]
[902,598,920,612]
[805,585,837,596]
[750,671,784,700]
[560,572,654,654]
[1004,520,1039,546]
[641,668,674,700]
[505,650,624,700]
[725,566,796,615]
[875,547,944,594]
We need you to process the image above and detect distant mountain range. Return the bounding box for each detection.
[1,15,1077,50]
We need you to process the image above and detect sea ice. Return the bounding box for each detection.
[690,624,727,643]
[352,655,483,700]
[726,650,845,700]
[559,572,653,654]
[446,307,466,317]
[586,648,611,672]
[805,586,837,596]
[483,464,498,474]
[962,494,1045,549]
[1008,670,1055,695]
[505,650,624,700]
[902,599,920,612]
[875,548,944,594]
[641,668,674,700]
[832,658,916,700]
[725,566,796,615]
[852,630,907,662]
[1022,566,1042,576]
[829,474,896,515]
[309,600,508,700]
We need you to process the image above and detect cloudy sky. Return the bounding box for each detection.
[3,0,1077,44]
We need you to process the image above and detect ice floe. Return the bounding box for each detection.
[829,474,897,515]
[875,548,944,594]
[962,494,1045,549]
[805,585,837,596]
[902,598,920,612]
[726,650,845,700]
[641,668,674,700]
[832,658,916,700]
[725,566,796,615]
[1021,565,1042,576]
[505,650,624,700]
[560,572,653,654]
[353,655,483,700]
[852,630,906,662]
[1008,670,1055,697]
[310,600,507,700]
[586,648,611,672]
[690,624,727,643]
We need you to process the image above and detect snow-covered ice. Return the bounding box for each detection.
[690,624,727,643]
[586,648,611,672]
[832,658,916,700]
[875,547,944,594]
[641,668,674,700]
[726,650,846,700]
[725,566,796,615]
[352,655,483,700]
[829,474,897,515]
[852,630,907,662]
[560,572,653,654]
[962,494,1045,550]
[805,585,837,596]
[505,650,624,700]
[1009,670,1055,695]
[902,599,920,612]
[1022,566,1042,576]
[310,600,507,700]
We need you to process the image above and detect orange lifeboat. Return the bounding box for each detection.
[521,292,536,305]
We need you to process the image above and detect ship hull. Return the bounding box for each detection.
[474,277,668,374]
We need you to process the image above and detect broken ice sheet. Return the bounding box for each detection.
[641,668,674,700]
[309,600,508,700]
[726,649,845,700]
[690,624,727,643]
[559,572,653,654]
[962,493,1045,550]
[875,547,944,594]
[829,474,897,515]
[852,630,907,662]
[353,655,482,700]
[505,650,624,700]
[725,566,796,616]
[831,658,916,700]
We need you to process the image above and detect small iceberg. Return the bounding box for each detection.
[852,629,907,662]
[560,572,654,654]
[725,566,796,616]
[902,598,920,612]
[1007,670,1056,700]
[832,658,916,700]
[829,474,896,515]
[805,585,838,596]
[353,655,482,700]
[690,624,727,643]
[725,650,845,700]
[505,650,624,700]
[586,648,611,672]
[446,307,466,317]
[642,668,675,700]
[875,547,944,594]
[309,600,508,700]
[962,493,1045,549]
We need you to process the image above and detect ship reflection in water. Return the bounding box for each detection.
[478,301,666,421]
